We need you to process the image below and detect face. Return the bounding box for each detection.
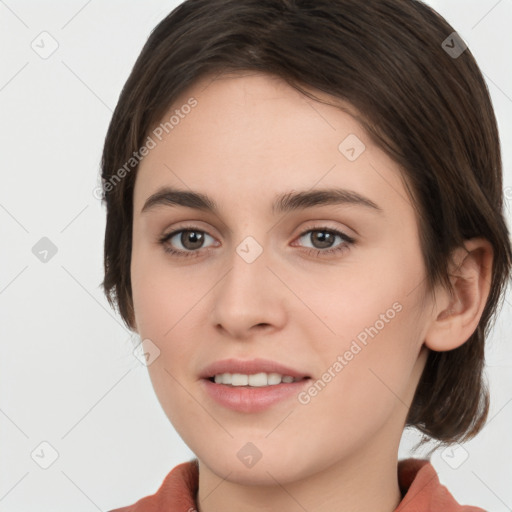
[130,72,432,485]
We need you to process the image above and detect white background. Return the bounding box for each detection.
[1,1,511,510]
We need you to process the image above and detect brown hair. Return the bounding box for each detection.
[100,0,512,447]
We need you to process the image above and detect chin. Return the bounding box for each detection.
[201,456,302,486]
[197,442,328,487]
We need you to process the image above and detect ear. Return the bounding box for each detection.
[424,237,493,352]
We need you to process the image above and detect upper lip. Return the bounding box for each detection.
[199,358,310,379]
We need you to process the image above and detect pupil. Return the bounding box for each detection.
[313,231,333,249]
[182,230,204,249]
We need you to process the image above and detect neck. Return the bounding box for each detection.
[196,424,403,512]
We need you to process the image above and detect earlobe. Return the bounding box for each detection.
[424,237,493,352]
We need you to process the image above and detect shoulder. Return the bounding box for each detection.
[108,459,199,512]
[396,458,486,512]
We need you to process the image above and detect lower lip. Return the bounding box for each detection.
[201,378,311,413]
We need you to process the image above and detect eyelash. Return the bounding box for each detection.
[158,225,356,259]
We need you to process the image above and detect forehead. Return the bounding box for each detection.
[133,72,413,223]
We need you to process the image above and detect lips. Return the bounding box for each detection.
[198,358,312,412]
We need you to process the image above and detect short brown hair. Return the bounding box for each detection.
[100,0,512,447]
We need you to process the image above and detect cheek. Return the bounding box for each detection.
[298,256,424,414]
[292,304,421,459]
[130,241,206,338]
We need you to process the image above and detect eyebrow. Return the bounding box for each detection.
[140,186,383,215]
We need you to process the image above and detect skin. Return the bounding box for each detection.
[130,72,493,512]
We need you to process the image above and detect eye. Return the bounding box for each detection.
[158,225,356,259]
[158,226,217,258]
[293,227,355,257]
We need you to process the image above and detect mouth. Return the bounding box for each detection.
[199,357,311,385]
[206,372,310,387]
[199,358,312,412]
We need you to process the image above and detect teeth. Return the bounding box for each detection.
[214,373,231,384]
[248,373,267,387]
[232,373,248,386]
[267,373,282,385]
[212,372,301,386]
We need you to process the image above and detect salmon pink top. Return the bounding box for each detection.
[109,458,486,511]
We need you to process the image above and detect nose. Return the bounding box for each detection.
[209,241,288,340]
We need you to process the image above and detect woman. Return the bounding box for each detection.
[100,1,512,510]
